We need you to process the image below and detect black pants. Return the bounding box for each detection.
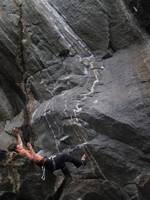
[45,153,83,177]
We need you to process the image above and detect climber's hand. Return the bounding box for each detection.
[12,128,22,138]
[27,143,32,149]
[27,142,32,148]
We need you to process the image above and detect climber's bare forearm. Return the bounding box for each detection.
[16,133,23,147]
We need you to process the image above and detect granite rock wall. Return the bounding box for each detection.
[0,0,150,200]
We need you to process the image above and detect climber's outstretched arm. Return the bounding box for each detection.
[13,128,23,147]
[16,132,23,147]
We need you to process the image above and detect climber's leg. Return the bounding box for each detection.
[54,153,86,169]
[61,164,72,177]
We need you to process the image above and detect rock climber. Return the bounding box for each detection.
[8,127,86,178]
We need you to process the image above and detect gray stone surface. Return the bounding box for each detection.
[126,0,150,34]
[50,0,140,51]
[0,0,150,200]
[59,179,130,200]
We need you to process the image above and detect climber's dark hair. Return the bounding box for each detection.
[7,143,17,152]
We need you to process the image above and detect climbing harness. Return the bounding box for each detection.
[49,155,57,171]
[41,155,56,181]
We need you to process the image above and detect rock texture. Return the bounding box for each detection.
[0,0,150,200]
[127,0,150,34]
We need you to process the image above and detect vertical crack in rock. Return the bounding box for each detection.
[13,0,25,73]
[12,0,35,128]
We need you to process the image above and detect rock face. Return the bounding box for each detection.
[50,0,140,51]
[0,0,150,200]
[127,0,150,34]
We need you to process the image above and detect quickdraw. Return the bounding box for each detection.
[41,155,56,181]
[41,165,46,181]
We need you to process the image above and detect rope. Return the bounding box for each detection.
[41,113,60,181]
[73,125,107,180]
[69,56,108,180]
[38,41,105,180]
[44,114,60,153]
